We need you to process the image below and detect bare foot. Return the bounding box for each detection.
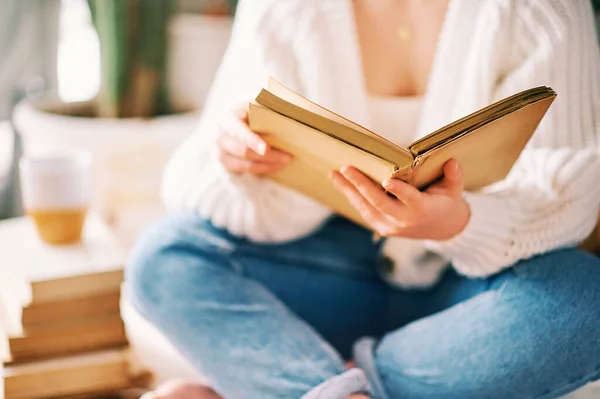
[347,395,370,399]
[141,379,223,399]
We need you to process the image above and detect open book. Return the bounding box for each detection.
[248,78,556,226]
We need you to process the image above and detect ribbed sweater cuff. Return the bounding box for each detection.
[424,192,517,277]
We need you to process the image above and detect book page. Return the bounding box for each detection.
[267,78,414,155]
[257,88,413,166]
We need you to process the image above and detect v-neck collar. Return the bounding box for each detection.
[414,0,481,138]
[330,0,472,141]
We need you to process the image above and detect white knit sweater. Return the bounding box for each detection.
[162,0,600,288]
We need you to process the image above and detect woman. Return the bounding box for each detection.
[128,0,600,398]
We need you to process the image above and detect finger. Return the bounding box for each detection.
[434,158,464,196]
[218,135,259,160]
[330,171,394,234]
[220,115,268,156]
[235,103,249,122]
[382,178,423,209]
[219,150,288,175]
[218,135,292,164]
[340,166,407,218]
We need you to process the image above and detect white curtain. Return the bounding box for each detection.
[0,0,60,219]
[0,0,60,119]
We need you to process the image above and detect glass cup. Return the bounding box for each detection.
[19,152,92,245]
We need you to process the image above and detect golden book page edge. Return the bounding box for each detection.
[255,89,413,166]
[249,102,402,171]
[408,88,555,156]
[262,78,414,163]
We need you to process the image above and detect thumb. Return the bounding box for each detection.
[439,158,464,196]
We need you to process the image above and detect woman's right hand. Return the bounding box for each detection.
[217,104,292,175]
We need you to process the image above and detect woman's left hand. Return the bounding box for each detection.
[330,159,470,241]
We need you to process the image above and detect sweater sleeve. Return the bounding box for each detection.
[161,0,332,242]
[425,0,600,277]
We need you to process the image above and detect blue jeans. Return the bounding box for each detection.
[127,214,600,399]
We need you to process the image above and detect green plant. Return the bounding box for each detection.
[88,0,172,118]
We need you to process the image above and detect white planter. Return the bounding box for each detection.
[13,96,199,246]
[168,14,233,110]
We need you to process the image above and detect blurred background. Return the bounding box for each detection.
[0,1,237,398]
[0,0,237,243]
[0,1,600,399]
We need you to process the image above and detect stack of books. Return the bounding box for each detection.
[0,215,141,399]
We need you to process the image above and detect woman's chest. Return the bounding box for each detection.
[353,0,450,97]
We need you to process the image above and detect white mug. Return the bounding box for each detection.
[19,152,92,244]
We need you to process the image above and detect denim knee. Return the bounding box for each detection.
[372,248,600,399]
[511,248,600,327]
[125,214,234,321]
